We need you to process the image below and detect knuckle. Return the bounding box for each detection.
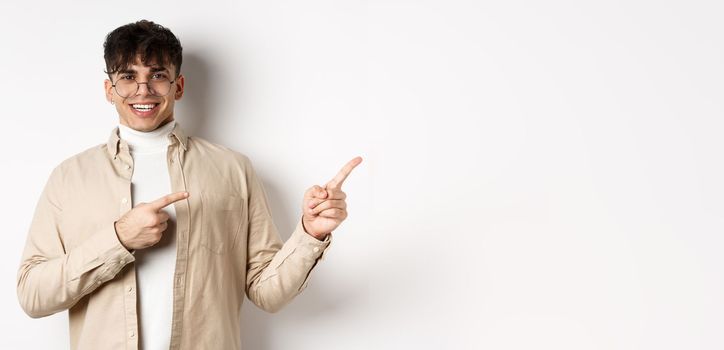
[307,186,320,196]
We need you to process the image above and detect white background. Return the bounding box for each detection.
[1,1,723,349]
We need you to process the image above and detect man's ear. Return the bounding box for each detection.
[174,74,185,100]
[104,79,113,103]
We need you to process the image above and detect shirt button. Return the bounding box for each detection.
[96,280,102,285]
[129,331,135,338]
[125,164,131,170]
[313,247,320,253]
[127,286,134,293]
[121,198,128,204]
[119,258,125,265]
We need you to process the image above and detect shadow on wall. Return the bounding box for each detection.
[178,50,364,349]
[175,51,213,139]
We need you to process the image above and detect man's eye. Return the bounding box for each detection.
[120,75,134,80]
[152,73,168,80]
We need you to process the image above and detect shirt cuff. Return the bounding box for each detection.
[95,222,136,265]
[292,218,332,261]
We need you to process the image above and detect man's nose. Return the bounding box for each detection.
[136,82,153,96]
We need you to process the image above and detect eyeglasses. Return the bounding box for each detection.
[111,73,176,98]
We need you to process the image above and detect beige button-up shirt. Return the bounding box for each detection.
[16,122,332,349]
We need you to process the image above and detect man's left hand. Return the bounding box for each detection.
[302,156,363,240]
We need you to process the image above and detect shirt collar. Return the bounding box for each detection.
[107,121,188,157]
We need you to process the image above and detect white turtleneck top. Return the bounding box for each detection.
[118,120,177,350]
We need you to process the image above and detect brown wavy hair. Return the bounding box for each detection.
[103,20,183,79]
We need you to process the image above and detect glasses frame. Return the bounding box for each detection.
[111,74,176,98]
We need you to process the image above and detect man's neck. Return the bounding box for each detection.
[118,120,176,152]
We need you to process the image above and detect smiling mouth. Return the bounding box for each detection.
[129,103,159,112]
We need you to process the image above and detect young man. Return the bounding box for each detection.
[16,20,362,350]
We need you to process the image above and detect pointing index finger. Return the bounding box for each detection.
[325,156,363,189]
[150,191,189,211]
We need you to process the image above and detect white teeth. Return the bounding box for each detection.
[132,104,156,111]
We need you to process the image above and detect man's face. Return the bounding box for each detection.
[104,55,185,132]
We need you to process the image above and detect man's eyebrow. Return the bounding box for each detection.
[117,67,169,75]
[150,67,169,73]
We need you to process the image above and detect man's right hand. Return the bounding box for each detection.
[113,191,189,250]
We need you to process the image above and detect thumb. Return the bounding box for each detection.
[305,185,328,199]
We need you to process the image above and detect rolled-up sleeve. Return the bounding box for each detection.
[16,165,135,318]
[243,158,331,313]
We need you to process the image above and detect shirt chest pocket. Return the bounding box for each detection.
[200,192,244,254]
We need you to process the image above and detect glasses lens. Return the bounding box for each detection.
[115,80,138,98]
[149,79,172,97]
